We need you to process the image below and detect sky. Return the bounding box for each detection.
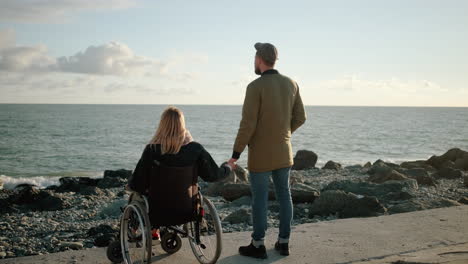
[0,0,467,106]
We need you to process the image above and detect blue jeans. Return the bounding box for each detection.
[249,167,293,243]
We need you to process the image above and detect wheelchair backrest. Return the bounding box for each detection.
[148,162,199,215]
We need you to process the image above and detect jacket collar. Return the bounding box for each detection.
[261,69,279,76]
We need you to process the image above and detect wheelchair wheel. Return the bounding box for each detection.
[188,196,222,264]
[106,240,123,263]
[161,231,182,254]
[120,203,152,264]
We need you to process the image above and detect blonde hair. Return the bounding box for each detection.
[150,106,187,155]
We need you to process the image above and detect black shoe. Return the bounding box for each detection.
[239,243,267,259]
[275,241,290,256]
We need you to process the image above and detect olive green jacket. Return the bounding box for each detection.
[232,70,306,172]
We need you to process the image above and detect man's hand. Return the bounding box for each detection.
[228,158,238,169]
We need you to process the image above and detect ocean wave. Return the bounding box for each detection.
[0,171,103,190]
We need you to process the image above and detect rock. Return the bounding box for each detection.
[413,174,437,187]
[88,224,117,237]
[96,177,127,189]
[322,161,342,170]
[103,169,132,179]
[427,148,468,170]
[94,234,116,247]
[232,165,249,183]
[309,190,386,218]
[8,185,68,211]
[382,191,414,201]
[368,170,408,183]
[436,167,463,179]
[290,183,320,203]
[32,194,68,211]
[292,150,318,170]
[0,179,3,190]
[363,162,372,168]
[400,160,435,171]
[367,161,393,176]
[59,241,83,250]
[323,179,418,202]
[345,165,363,171]
[402,168,437,186]
[230,196,251,207]
[465,176,468,187]
[224,208,251,224]
[79,186,104,196]
[454,156,468,170]
[458,197,468,205]
[56,177,99,192]
[0,251,5,258]
[220,183,251,201]
[98,199,127,218]
[389,198,461,214]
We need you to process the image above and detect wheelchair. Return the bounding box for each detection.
[106,164,223,264]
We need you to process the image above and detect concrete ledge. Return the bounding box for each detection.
[1,205,467,264]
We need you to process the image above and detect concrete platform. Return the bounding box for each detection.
[1,205,467,264]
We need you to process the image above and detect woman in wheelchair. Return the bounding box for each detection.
[110,106,231,264]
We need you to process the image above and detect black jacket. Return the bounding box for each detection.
[128,142,230,194]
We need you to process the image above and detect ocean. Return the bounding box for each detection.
[1,104,467,189]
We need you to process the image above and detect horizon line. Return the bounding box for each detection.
[0,103,468,108]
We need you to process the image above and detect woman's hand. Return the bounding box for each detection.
[227,158,237,170]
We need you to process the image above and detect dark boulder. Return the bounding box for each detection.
[230,196,251,207]
[232,165,249,183]
[94,234,116,247]
[458,197,468,205]
[56,177,99,193]
[96,177,127,189]
[454,156,468,170]
[368,170,408,184]
[402,168,437,186]
[436,167,463,179]
[388,198,461,214]
[323,179,418,202]
[103,169,132,179]
[427,148,468,170]
[292,150,318,170]
[400,160,435,171]
[219,183,251,201]
[88,224,118,237]
[290,183,320,203]
[322,160,342,170]
[79,186,105,196]
[224,208,252,225]
[9,185,68,211]
[309,190,386,218]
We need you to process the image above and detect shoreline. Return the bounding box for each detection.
[0,148,467,260]
[1,206,467,264]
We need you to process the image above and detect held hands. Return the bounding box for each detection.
[227,158,238,170]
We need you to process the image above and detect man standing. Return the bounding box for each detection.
[229,43,306,259]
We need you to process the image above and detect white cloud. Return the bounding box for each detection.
[0,30,205,80]
[56,42,162,76]
[0,44,55,72]
[0,0,138,23]
[0,30,162,76]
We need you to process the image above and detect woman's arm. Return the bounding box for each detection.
[128,145,152,193]
[197,145,231,182]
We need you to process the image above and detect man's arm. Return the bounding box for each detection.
[232,84,260,160]
[291,85,306,133]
